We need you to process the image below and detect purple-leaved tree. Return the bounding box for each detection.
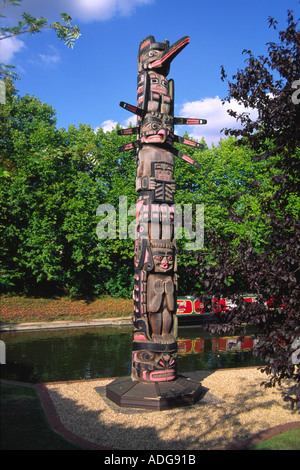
[187,10,300,408]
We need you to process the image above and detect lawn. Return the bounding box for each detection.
[0,382,83,450]
[0,294,132,324]
[249,427,300,450]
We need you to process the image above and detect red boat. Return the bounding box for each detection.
[176,295,258,323]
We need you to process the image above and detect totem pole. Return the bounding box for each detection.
[117,36,207,384]
[105,36,206,410]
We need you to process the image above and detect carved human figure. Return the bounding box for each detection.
[147,241,176,343]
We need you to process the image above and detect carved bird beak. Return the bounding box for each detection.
[148,36,190,69]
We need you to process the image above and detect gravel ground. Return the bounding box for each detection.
[45,368,299,450]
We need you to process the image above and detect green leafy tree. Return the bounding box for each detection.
[0,78,60,173]
[173,135,280,294]
[0,89,137,296]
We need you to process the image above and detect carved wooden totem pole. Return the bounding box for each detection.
[118,36,206,383]
[105,36,206,409]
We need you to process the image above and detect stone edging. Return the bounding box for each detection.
[35,382,115,450]
[0,317,132,332]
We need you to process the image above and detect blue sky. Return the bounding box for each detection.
[1,0,299,146]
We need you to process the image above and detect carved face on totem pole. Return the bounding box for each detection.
[152,245,174,273]
[140,113,174,145]
[153,162,174,181]
[132,349,177,382]
[138,36,170,73]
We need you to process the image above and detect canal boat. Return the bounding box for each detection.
[176,294,258,324]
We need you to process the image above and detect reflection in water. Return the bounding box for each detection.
[178,334,258,355]
[177,326,263,373]
[0,325,264,383]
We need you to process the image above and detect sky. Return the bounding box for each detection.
[1,0,299,146]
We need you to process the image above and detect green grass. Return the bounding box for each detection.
[249,427,300,450]
[0,382,84,450]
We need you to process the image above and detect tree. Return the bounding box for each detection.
[0,89,137,297]
[221,10,300,158]
[0,78,59,173]
[188,11,300,407]
[170,134,281,295]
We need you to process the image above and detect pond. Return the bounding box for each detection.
[0,325,265,384]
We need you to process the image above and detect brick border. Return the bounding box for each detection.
[1,379,116,450]
[35,383,116,450]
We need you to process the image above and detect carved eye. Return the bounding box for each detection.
[168,256,173,261]
[156,256,162,261]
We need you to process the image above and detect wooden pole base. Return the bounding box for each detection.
[105,375,204,411]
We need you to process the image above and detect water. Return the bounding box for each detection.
[0,325,264,383]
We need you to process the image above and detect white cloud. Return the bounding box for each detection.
[38,45,61,66]
[4,0,154,23]
[124,115,137,127]
[0,36,26,62]
[95,115,136,133]
[71,0,153,21]
[98,119,119,132]
[178,96,258,147]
